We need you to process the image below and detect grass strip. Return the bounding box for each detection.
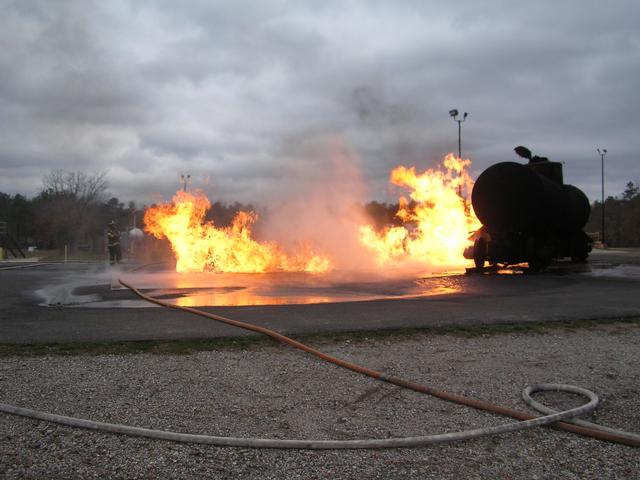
[0,316,638,357]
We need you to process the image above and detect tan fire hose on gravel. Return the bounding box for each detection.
[1,274,639,448]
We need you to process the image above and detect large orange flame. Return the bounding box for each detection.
[359,154,481,268]
[144,191,331,273]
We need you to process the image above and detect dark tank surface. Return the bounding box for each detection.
[471,161,590,234]
[467,148,593,269]
[562,184,591,229]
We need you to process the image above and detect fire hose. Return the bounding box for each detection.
[1,275,639,448]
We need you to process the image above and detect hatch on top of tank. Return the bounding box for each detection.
[514,145,563,184]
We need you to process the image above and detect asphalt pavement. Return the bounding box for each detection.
[1,249,639,344]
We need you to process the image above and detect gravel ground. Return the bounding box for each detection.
[1,323,639,479]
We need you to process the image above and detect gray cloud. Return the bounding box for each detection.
[0,0,638,207]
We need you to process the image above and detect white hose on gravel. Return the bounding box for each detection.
[522,384,640,445]
[0,383,598,449]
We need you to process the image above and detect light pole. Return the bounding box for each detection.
[449,109,468,159]
[597,148,607,246]
[180,174,191,193]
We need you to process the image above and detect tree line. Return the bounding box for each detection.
[1,170,639,256]
[584,181,640,247]
[0,170,133,253]
[0,170,260,255]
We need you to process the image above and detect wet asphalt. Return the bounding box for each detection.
[1,249,639,344]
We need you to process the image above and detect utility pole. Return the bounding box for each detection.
[597,148,607,246]
[180,174,191,193]
[449,109,469,199]
[449,109,468,159]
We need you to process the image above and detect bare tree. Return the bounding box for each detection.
[42,169,109,204]
[37,169,110,250]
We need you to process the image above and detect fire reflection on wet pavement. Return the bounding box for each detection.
[38,268,466,308]
[33,249,640,308]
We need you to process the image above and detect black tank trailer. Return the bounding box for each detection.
[464,146,593,271]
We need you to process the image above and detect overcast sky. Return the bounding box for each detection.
[1,0,638,207]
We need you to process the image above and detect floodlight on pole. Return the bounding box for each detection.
[597,148,607,246]
[180,174,191,193]
[450,109,468,159]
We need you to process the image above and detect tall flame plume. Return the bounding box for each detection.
[359,154,481,268]
[144,154,479,274]
[144,191,331,273]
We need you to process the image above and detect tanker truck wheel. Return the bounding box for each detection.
[570,232,591,263]
[527,236,550,272]
[473,237,487,269]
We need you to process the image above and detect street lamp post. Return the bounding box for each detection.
[597,148,607,246]
[180,174,191,193]
[449,109,468,159]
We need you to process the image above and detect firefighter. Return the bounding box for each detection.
[106,221,122,265]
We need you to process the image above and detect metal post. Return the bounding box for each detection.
[449,110,468,199]
[457,120,462,159]
[597,148,607,246]
[449,110,468,159]
[181,174,191,193]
